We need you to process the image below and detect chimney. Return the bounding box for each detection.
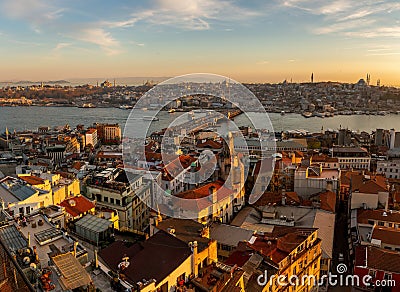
[201,226,210,239]
[73,241,78,257]
[190,241,199,277]
[209,186,217,204]
[326,180,333,192]
[281,189,286,206]
[94,249,99,269]
[33,246,39,263]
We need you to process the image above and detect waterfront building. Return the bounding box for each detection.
[95,123,122,144]
[85,128,98,148]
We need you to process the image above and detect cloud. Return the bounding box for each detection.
[257,60,270,65]
[105,0,260,31]
[73,28,121,55]
[313,18,376,35]
[281,0,400,39]
[54,42,71,51]
[129,41,145,47]
[1,0,64,32]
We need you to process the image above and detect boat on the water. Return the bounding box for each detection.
[302,112,313,118]
[143,116,159,121]
[119,105,133,110]
[78,103,96,108]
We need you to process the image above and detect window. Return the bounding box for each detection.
[104,197,108,203]
[26,207,30,214]
[368,220,375,225]
[116,199,120,205]
[110,198,114,204]
[368,269,376,278]
[378,221,384,226]
[384,273,392,280]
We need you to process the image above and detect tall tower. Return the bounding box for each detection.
[227,132,245,209]
[311,73,314,83]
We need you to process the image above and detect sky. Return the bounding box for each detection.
[0,0,399,85]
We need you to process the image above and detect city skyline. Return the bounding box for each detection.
[0,0,400,85]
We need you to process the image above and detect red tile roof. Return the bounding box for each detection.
[59,195,95,218]
[175,180,234,200]
[19,175,45,185]
[247,228,316,265]
[196,139,223,149]
[360,245,400,274]
[253,157,274,176]
[310,190,336,213]
[253,191,301,207]
[371,226,400,246]
[174,180,235,211]
[357,209,400,224]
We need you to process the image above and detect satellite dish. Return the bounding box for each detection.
[23,256,30,264]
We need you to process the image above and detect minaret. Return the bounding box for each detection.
[311,73,314,83]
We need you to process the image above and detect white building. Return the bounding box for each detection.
[294,165,340,198]
[332,147,371,170]
[0,176,52,217]
[377,159,400,179]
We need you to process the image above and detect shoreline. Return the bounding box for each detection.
[0,104,398,117]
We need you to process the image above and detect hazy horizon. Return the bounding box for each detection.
[0,0,399,86]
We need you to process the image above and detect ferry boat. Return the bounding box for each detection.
[280,111,285,116]
[119,105,133,110]
[168,109,176,113]
[143,116,159,121]
[302,112,313,118]
[78,103,96,108]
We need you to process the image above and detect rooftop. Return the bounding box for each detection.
[192,262,243,292]
[155,218,211,252]
[99,231,192,285]
[355,245,400,274]
[210,224,254,248]
[19,214,85,268]
[59,195,95,218]
[0,224,27,251]
[0,176,37,203]
[357,209,400,224]
[75,214,112,233]
[52,252,92,290]
[371,225,400,246]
